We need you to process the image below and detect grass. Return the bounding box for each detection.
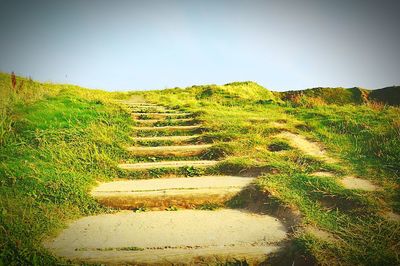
[134,82,400,265]
[1,73,399,265]
[0,73,134,264]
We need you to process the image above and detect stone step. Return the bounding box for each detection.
[131,112,192,118]
[116,100,158,106]
[91,176,254,209]
[132,125,201,131]
[126,104,162,107]
[129,107,170,112]
[44,209,287,265]
[118,160,218,170]
[126,144,211,156]
[135,118,194,124]
[131,135,200,143]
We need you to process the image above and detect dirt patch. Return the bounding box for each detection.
[227,186,301,228]
[269,121,287,128]
[305,226,338,243]
[340,176,379,191]
[274,131,338,163]
[383,211,400,222]
[318,195,367,214]
[44,210,287,265]
[268,141,291,152]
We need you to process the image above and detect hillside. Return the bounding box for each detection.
[368,86,400,106]
[280,86,400,106]
[1,73,399,265]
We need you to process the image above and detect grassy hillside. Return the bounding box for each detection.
[1,73,399,265]
[280,86,400,106]
[0,73,134,264]
[368,86,400,106]
[137,83,400,265]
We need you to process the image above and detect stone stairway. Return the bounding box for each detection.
[44,101,288,265]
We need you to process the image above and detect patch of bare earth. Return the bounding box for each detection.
[384,211,400,222]
[304,226,338,243]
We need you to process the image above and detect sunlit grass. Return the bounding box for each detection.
[1,73,399,265]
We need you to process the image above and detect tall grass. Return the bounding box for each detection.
[0,73,133,264]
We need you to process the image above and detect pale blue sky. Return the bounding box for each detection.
[0,0,399,91]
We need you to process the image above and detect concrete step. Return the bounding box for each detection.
[91,176,254,209]
[131,135,201,143]
[135,118,194,125]
[129,107,170,112]
[118,160,218,170]
[44,209,287,265]
[126,144,211,156]
[116,100,158,106]
[132,125,201,131]
[131,112,192,118]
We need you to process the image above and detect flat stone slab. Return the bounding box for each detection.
[44,209,287,265]
[91,176,254,209]
[135,118,193,124]
[131,112,192,117]
[126,144,211,156]
[275,131,338,163]
[310,171,335,177]
[131,135,200,142]
[133,125,201,131]
[340,176,379,191]
[118,160,219,170]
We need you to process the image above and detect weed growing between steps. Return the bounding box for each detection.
[0,74,133,264]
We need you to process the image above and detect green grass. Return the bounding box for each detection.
[1,72,399,265]
[135,82,400,265]
[0,73,134,264]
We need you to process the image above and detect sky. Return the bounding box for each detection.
[0,0,399,91]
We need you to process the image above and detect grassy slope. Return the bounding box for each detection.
[1,75,399,265]
[137,82,400,265]
[368,86,400,106]
[0,73,134,264]
[280,86,400,106]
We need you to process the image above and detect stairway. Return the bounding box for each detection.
[44,100,288,265]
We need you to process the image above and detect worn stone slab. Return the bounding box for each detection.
[131,135,200,142]
[135,118,194,124]
[340,176,379,191]
[44,210,287,265]
[133,125,201,131]
[274,131,338,163]
[118,160,219,170]
[126,144,211,156]
[91,176,254,209]
[131,112,192,117]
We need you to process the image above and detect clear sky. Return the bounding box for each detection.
[0,0,399,91]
